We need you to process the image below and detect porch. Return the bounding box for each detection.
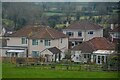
[91,50,115,64]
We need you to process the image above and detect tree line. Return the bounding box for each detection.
[2,2,118,30]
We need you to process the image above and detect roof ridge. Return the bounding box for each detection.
[104,37,114,49]
[45,28,54,39]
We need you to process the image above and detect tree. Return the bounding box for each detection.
[76,11,81,21]
[64,49,72,70]
[47,15,61,28]
[2,2,43,30]
[104,54,119,71]
[63,2,75,22]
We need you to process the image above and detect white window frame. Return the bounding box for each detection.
[21,37,27,44]
[44,40,51,46]
[32,39,39,45]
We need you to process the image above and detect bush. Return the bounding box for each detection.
[16,58,26,64]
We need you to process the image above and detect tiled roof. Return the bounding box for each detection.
[9,25,67,39]
[72,41,96,53]
[89,37,115,50]
[72,37,115,53]
[64,21,103,30]
[48,47,61,54]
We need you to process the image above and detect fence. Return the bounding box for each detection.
[2,57,42,64]
[2,57,119,71]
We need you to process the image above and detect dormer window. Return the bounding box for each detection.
[21,37,27,44]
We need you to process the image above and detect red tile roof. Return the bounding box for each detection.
[9,25,67,39]
[72,37,115,53]
[89,37,115,50]
[64,21,103,30]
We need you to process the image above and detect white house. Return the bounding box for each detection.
[3,25,68,61]
[63,21,103,48]
[109,26,120,43]
[71,37,115,64]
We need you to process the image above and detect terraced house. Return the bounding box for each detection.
[63,21,103,48]
[3,25,68,62]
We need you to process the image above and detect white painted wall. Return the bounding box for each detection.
[7,37,28,47]
[71,50,83,63]
[63,29,103,41]
[7,37,68,58]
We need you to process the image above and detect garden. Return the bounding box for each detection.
[2,61,119,78]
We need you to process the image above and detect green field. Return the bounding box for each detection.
[2,63,119,78]
[44,12,63,16]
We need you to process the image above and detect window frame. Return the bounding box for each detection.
[32,51,39,57]
[66,32,74,37]
[44,40,51,46]
[78,31,82,37]
[88,31,94,35]
[60,38,62,43]
[21,37,27,44]
[32,39,39,45]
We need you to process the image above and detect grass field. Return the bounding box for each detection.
[2,63,119,78]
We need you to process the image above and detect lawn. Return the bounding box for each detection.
[2,63,119,78]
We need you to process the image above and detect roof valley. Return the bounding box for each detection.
[45,28,54,39]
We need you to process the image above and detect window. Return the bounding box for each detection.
[61,38,62,43]
[66,32,74,37]
[88,54,90,58]
[78,31,82,37]
[32,39,38,45]
[45,40,51,46]
[98,56,100,63]
[102,56,104,63]
[32,51,39,57]
[40,40,43,43]
[75,41,78,45]
[72,43,75,46]
[21,37,27,44]
[76,57,79,60]
[84,54,87,58]
[88,31,93,34]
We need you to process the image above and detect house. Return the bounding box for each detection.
[3,25,68,61]
[109,26,120,43]
[63,21,103,48]
[71,37,115,64]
